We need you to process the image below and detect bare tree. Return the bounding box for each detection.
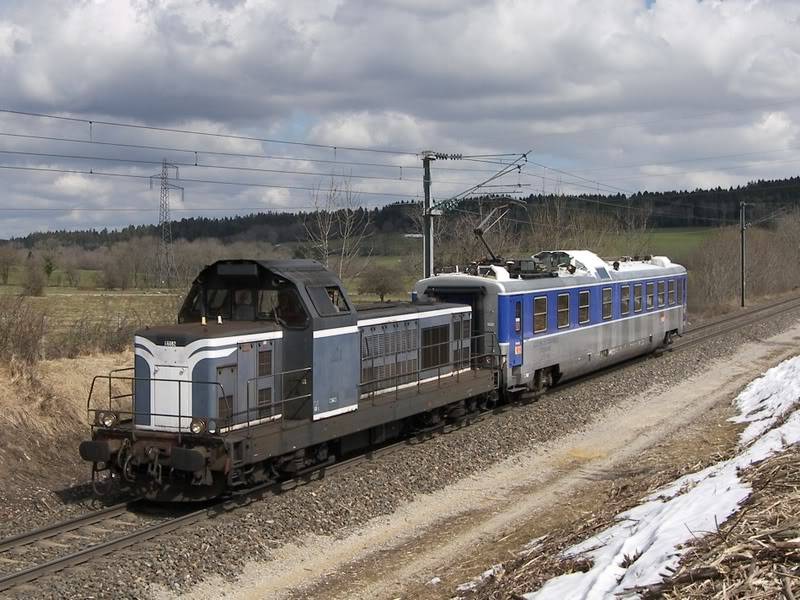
[303,178,372,280]
[359,264,406,302]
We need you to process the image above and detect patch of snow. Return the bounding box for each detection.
[523,354,800,600]
[731,354,800,444]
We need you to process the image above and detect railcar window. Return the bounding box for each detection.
[578,291,590,324]
[657,281,666,307]
[258,349,272,377]
[621,285,631,316]
[668,280,676,305]
[646,283,655,310]
[678,278,684,305]
[421,325,450,369]
[634,284,643,312]
[602,287,613,320]
[514,301,522,332]
[557,294,570,329]
[534,297,548,333]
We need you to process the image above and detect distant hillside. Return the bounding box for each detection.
[14,176,800,248]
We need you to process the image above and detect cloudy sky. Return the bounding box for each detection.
[1,0,799,237]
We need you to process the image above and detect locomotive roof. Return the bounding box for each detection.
[194,259,344,288]
[136,319,282,345]
[355,301,468,320]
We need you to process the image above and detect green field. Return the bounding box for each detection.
[642,227,715,260]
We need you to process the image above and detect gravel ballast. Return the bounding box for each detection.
[6,309,800,599]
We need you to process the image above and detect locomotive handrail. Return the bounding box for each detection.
[240,366,313,434]
[359,331,500,399]
[87,375,228,437]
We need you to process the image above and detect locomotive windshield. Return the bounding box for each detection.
[179,279,308,328]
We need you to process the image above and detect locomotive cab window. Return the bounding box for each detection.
[646,282,655,310]
[602,287,613,320]
[557,294,570,329]
[307,285,350,316]
[578,291,590,324]
[621,285,631,316]
[634,284,643,312]
[180,278,308,328]
[668,280,676,305]
[657,281,666,307]
[533,297,547,333]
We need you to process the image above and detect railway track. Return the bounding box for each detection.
[0,439,409,594]
[676,294,800,350]
[3,293,800,594]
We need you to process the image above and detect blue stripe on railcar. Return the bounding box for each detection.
[496,274,688,344]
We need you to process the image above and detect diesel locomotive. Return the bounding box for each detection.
[79,250,686,501]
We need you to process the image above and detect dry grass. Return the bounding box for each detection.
[0,351,130,482]
[648,444,800,599]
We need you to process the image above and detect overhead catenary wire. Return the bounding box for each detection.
[0,108,420,157]
[0,164,422,199]
[0,149,486,187]
[0,131,523,176]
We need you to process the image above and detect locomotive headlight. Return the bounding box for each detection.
[189,418,206,435]
[97,411,118,428]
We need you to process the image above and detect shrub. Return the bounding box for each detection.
[21,260,46,296]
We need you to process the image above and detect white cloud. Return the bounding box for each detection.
[0,0,799,236]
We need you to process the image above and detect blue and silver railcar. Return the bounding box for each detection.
[414,250,687,395]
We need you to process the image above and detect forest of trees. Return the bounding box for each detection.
[12,176,800,251]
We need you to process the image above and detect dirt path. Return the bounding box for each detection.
[180,324,800,600]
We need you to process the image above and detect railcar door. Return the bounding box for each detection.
[241,340,277,422]
[151,364,191,430]
[508,296,523,368]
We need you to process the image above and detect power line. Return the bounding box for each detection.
[0,149,484,186]
[0,108,421,156]
[0,163,423,199]
[0,130,515,176]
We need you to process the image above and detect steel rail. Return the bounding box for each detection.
[0,507,208,592]
[684,295,800,336]
[0,500,140,554]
